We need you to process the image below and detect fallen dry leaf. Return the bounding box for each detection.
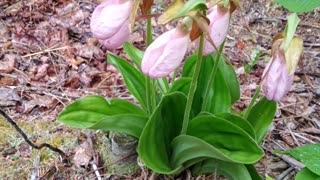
[0,76,17,86]
[23,94,58,113]
[0,87,21,106]
[75,42,105,60]
[73,141,94,169]
[0,54,17,73]
[11,33,42,53]
[32,64,49,81]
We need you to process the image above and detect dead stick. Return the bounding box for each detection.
[0,108,68,163]
[77,152,137,180]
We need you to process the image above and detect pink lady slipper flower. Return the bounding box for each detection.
[141,19,192,79]
[261,38,303,101]
[90,0,132,49]
[196,5,230,55]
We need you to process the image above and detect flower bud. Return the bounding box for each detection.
[196,5,230,55]
[262,50,293,101]
[141,20,191,79]
[90,0,132,49]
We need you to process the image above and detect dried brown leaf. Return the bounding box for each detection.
[0,87,21,106]
[0,54,17,73]
[32,64,49,81]
[73,141,94,169]
[23,94,58,113]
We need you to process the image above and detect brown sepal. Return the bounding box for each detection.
[140,0,154,14]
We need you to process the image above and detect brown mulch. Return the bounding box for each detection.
[0,0,319,179]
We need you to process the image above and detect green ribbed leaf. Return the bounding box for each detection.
[137,92,187,174]
[285,144,320,176]
[58,96,145,128]
[277,0,320,13]
[90,114,148,138]
[108,53,147,110]
[192,159,252,180]
[186,114,264,164]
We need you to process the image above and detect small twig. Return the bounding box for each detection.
[282,170,296,180]
[22,46,73,58]
[251,17,320,29]
[149,172,158,180]
[303,128,320,135]
[91,162,102,180]
[77,152,137,179]
[293,133,316,144]
[276,167,294,180]
[0,108,68,163]
[295,72,320,78]
[30,153,41,180]
[287,124,300,146]
[275,154,305,169]
[137,156,149,180]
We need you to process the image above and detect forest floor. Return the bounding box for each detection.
[0,0,319,179]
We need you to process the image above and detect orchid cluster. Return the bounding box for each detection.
[90,0,302,101]
[91,0,231,79]
[58,0,305,178]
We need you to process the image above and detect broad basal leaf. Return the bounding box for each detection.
[285,144,320,176]
[137,92,187,174]
[217,113,256,140]
[187,114,264,164]
[192,159,252,180]
[90,114,148,138]
[296,168,320,180]
[276,0,320,13]
[58,96,146,129]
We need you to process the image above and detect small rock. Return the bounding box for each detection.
[111,133,136,156]
[293,75,301,82]
[1,147,17,156]
[19,143,31,157]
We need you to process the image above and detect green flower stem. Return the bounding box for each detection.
[171,68,179,85]
[201,43,224,112]
[181,33,205,135]
[146,77,152,115]
[243,86,261,119]
[157,78,169,94]
[146,13,152,46]
[145,10,155,115]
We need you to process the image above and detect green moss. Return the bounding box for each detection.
[0,118,140,178]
